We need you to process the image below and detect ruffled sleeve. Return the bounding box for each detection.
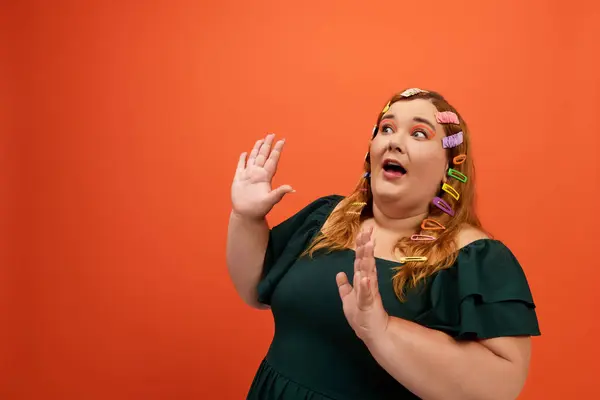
[427,239,541,340]
[257,195,343,305]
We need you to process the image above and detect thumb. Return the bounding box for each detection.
[268,184,294,204]
[336,272,353,299]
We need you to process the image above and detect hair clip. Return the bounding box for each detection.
[358,188,368,192]
[351,202,366,206]
[346,211,362,215]
[400,88,427,97]
[447,168,467,183]
[400,256,428,263]
[442,183,460,200]
[364,172,371,178]
[432,196,455,216]
[381,101,391,114]
[421,219,446,230]
[410,234,436,241]
[436,111,460,125]
[442,131,463,149]
[372,125,378,137]
[453,154,467,165]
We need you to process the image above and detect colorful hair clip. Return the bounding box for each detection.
[442,131,463,149]
[381,102,390,114]
[400,88,427,97]
[442,183,460,201]
[410,234,436,241]
[400,256,428,263]
[346,211,362,215]
[421,219,446,230]
[432,196,455,216]
[364,172,371,178]
[358,188,368,192]
[447,168,467,183]
[453,154,467,165]
[436,111,460,125]
[351,202,367,206]
[372,125,378,136]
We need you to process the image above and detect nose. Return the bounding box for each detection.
[387,137,405,154]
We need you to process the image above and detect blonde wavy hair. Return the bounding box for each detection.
[302,89,483,300]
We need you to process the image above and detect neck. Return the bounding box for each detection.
[368,198,428,237]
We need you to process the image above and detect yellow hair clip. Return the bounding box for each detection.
[346,211,362,215]
[442,183,460,201]
[400,256,428,263]
[381,101,390,114]
[351,202,367,206]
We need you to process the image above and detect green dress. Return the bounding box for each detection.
[247,195,540,400]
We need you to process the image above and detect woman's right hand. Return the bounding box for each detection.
[231,133,294,220]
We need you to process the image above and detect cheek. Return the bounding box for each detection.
[408,145,447,174]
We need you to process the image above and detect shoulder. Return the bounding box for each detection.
[456,224,490,249]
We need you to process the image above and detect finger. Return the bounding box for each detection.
[367,238,379,294]
[361,240,374,275]
[336,272,353,299]
[247,139,264,167]
[263,139,285,178]
[235,152,247,179]
[358,274,373,310]
[255,134,275,168]
[267,184,294,204]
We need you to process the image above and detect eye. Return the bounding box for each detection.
[379,122,395,134]
[412,129,428,139]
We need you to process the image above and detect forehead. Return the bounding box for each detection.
[385,99,438,120]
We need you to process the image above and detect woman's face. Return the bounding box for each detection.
[369,99,449,210]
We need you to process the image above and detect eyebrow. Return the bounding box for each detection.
[381,114,436,131]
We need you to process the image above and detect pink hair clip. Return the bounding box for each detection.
[401,88,428,97]
[411,234,436,241]
[442,131,463,149]
[358,188,368,192]
[436,111,460,125]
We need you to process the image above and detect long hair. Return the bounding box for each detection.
[302,89,483,300]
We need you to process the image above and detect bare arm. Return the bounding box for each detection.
[226,212,270,309]
[365,319,531,400]
[226,134,292,309]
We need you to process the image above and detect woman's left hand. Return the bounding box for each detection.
[336,227,390,343]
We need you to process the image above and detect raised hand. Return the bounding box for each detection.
[336,227,389,343]
[231,133,294,220]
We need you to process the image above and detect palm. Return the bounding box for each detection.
[231,134,292,219]
[336,228,389,343]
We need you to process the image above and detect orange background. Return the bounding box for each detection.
[3,0,600,399]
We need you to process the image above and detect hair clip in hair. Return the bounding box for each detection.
[432,196,455,216]
[410,234,436,241]
[364,172,371,178]
[358,188,368,192]
[346,211,362,215]
[351,202,366,206]
[381,102,390,114]
[436,111,460,125]
[372,125,378,137]
[400,256,428,263]
[447,168,467,183]
[453,154,467,165]
[442,131,464,149]
[442,183,460,200]
[400,88,427,97]
[421,219,445,230]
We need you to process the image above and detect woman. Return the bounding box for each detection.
[226,88,540,400]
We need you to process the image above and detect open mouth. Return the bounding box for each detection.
[382,159,407,175]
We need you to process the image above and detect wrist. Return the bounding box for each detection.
[230,209,267,223]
